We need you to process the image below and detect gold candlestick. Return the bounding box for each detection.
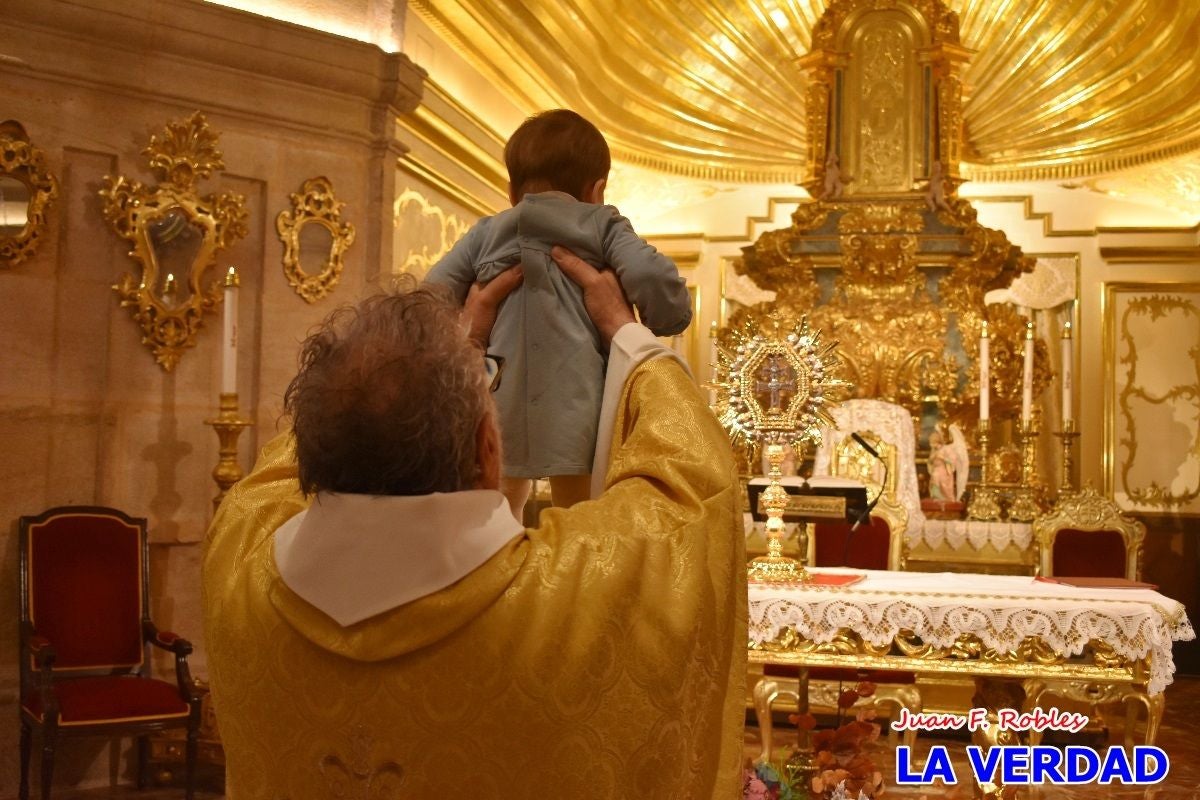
[205,392,252,512]
[1008,419,1040,522]
[1054,419,1079,496]
[967,418,1001,521]
[749,439,810,583]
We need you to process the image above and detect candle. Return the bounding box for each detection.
[979,320,989,420]
[1021,320,1034,424]
[222,266,239,395]
[1061,321,1073,423]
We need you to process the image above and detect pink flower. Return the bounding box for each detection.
[743,771,770,800]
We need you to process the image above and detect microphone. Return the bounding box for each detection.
[850,431,880,459]
[843,433,889,567]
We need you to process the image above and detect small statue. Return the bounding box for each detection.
[928,423,970,502]
[822,152,846,199]
[924,160,953,213]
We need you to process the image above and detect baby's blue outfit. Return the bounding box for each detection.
[426,191,692,478]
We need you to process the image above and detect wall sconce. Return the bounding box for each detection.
[276,176,355,303]
[100,112,248,370]
[0,120,59,267]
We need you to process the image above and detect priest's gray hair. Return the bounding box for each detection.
[284,280,490,496]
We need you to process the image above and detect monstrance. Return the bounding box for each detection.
[713,316,846,582]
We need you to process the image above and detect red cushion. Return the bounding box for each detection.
[813,517,891,570]
[21,676,188,726]
[1052,529,1127,578]
[763,664,916,684]
[28,512,143,668]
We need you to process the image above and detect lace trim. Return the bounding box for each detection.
[749,594,1195,695]
[914,519,1034,551]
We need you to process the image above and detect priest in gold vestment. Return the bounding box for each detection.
[203,252,747,799]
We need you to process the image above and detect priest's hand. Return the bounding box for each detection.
[551,245,635,348]
[463,266,524,348]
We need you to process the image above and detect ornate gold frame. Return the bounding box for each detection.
[101,113,248,370]
[1103,282,1200,513]
[0,120,59,267]
[276,177,355,303]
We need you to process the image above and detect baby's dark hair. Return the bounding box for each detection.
[504,109,611,201]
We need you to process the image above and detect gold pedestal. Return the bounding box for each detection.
[748,443,810,583]
[967,419,1001,521]
[1008,419,1040,522]
[204,392,252,512]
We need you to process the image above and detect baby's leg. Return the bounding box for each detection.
[548,474,591,508]
[500,477,533,520]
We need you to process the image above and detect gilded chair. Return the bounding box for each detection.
[1024,486,1154,748]
[753,477,920,762]
[18,506,201,800]
[813,399,926,542]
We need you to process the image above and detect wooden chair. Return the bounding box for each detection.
[753,465,920,762]
[18,506,201,800]
[1025,486,1155,748]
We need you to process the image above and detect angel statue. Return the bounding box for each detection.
[822,152,846,199]
[928,423,970,502]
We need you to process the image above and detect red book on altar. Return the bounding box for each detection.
[1035,575,1158,590]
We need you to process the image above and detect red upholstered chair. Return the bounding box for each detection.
[18,506,201,800]
[1035,485,1144,581]
[1026,486,1154,748]
[753,491,921,762]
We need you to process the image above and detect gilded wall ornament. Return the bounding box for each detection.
[101,112,248,370]
[1112,290,1200,511]
[277,177,355,303]
[0,120,59,267]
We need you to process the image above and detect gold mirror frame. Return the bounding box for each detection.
[276,177,355,303]
[0,121,59,267]
[100,113,248,370]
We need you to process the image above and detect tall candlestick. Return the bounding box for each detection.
[1061,321,1073,423]
[979,320,990,420]
[222,267,239,395]
[1021,320,1034,423]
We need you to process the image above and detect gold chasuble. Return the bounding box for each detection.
[203,357,747,799]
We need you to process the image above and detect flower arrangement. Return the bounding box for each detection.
[745,680,886,800]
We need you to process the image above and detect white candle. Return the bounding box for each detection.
[979,320,989,421]
[1021,320,1034,424]
[222,266,239,395]
[1061,321,1073,423]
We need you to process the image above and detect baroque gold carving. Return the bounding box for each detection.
[1116,293,1200,509]
[277,177,356,303]
[0,120,59,267]
[393,188,470,279]
[101,112,248,370]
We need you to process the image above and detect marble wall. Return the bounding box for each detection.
[0,0,423,793]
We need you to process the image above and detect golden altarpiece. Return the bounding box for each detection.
[735,0,1175,758]
[728,0,1056,556]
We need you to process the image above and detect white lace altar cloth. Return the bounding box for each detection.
[915,519,1034,551]
[749,569,1195,695]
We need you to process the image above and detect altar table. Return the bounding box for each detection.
[748,569,1193,694]
[748,569,1195,793]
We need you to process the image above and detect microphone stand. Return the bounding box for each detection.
[843,432,888,567]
